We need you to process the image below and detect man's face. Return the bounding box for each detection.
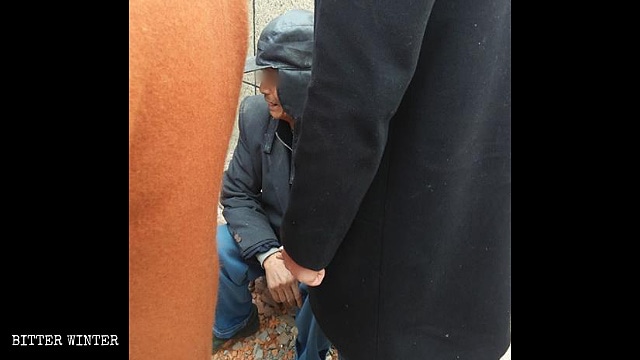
[258,68,287,120]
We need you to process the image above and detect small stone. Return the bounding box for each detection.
[267,339,278,349]
[257,330,269,341]
[254,347,263,359]
[282,314,296,328]
[231,341,244,351]
[277,333,290,346]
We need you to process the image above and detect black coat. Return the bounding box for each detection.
[221,95,292,260]
[281,0,511,359]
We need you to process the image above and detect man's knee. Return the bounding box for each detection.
[217,225,244,264]
[216,224,246,280]
[216,224,264,286]
[216,224,237,255]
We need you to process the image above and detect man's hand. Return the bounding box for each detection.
[263,252,302,307]
[281,248,325,287]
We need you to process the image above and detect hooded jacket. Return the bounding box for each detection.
[220,9,313,262]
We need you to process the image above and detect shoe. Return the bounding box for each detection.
[212,303,260,352]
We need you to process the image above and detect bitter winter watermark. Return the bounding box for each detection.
[12,335,119,346]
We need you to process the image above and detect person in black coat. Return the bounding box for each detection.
[280,1,511,359]
[212,9,333,360]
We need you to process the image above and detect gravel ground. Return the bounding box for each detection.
[212,276,338,360]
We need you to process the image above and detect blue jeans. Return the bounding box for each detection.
[214,224,332,360]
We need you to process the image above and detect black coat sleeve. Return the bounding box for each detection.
[221,96,279,260]
[281,0,436,270]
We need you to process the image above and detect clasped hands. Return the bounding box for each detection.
[263,248,326,308]
[280,249,325,287]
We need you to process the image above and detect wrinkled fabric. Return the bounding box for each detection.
[278,69,312,122]
[246,9,314,72]
[281,0,511,359]
[221,96,292,262]
[243,9,313,123]
[129,1,247,359]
